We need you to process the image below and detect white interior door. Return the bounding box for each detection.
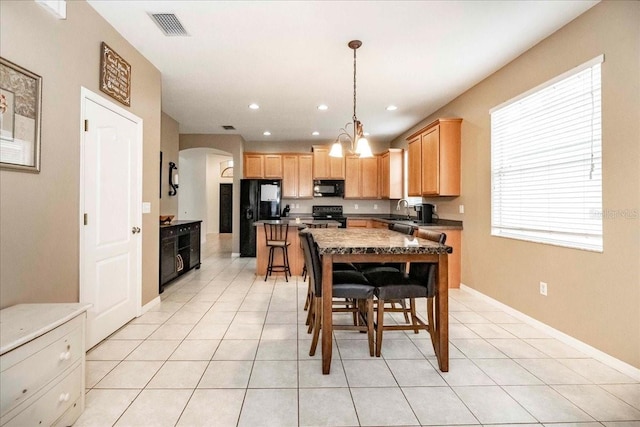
[80,88,142,349]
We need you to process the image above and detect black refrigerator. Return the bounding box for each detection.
[240,179,282,257]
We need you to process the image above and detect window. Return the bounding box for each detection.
[490,55,603,252]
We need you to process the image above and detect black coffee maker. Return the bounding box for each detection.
[415,203,436,224]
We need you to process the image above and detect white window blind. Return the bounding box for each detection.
[490,55,603,252]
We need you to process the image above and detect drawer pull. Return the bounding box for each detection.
[59,351,71,361]
[58,393,70,402]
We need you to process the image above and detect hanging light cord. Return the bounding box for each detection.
[353,45,358,123]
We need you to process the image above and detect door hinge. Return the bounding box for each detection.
[84,120,88,132]
[84,213,88,225]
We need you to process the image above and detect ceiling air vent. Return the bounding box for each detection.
[222,125,236,131]
[149,13,189,36]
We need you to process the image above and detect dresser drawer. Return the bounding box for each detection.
[0,316,83,415]
[2,363,82,427]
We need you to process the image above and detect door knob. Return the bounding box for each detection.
[131,227,141,234]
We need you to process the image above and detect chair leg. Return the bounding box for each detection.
[366,299,375,357]
[279,247,288,282]
[264,246,274,281]
[283,246,291,278]
[303,280,311,311]
[309,297,322,356]
[398,299,411,324]
[376,299,385,357]
[410,298,419,334]
[427,297,436,344]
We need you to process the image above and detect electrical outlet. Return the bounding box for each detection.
[374,204,378,210]
[354,204,359,210]
[433,204,437,213]
[539,281,548,296]
[459,204,465,214]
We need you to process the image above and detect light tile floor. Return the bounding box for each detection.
[76,234,640,427]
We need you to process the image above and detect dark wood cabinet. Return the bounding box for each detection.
[159,220,202,292]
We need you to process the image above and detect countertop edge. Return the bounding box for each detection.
[1,303,92,355]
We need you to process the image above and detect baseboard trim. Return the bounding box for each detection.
[139,296,161,316]
[459,283,640,381]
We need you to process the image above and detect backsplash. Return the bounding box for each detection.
[282,198,421,217]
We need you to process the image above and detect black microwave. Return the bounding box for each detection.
[313,180,344,197]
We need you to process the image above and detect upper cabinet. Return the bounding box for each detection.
[344,155,379,199]
[380,148,404,200]
[312,145,345,179]
[282,154,313,199]
[406,118,462,197]
[243,153,282,179]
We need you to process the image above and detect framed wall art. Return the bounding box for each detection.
[0,57,42,173]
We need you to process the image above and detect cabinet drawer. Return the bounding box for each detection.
[1,317,83,416]
[2,363,82,427]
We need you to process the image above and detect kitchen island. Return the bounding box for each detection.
[254,219,340,276]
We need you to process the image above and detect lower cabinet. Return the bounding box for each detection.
[159,220,202,292]
[0,304,90,427]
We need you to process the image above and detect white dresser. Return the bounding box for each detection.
[0,304,91,427]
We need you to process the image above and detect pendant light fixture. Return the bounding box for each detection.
[329,40,373,158]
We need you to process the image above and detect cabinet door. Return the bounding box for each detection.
[380,153,390,198]
[344,156,361,198]
[329,155,345,179]
[312,146,329,179]
[282,155,298,198]
[264,154,282,178]
[297,155,314,198]
[347,219,368,228]
[244,154,264,178]
[421,126,440,195]
[160,237,178,285]
[407,136,422,196]
[189,226,200,269]
[360,156,379,199]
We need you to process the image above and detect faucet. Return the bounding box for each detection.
[396,199,410,219]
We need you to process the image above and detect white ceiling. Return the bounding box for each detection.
[87,0,598,144]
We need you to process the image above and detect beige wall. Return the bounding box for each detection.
[179,134,245,253]
[391,1,640,368]
[160,112,179,216]
[244,139,390,155]
[0,1,162,308]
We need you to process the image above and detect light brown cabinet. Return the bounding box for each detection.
[282,154,313,199]
[346,218,370,228]
[406,118,462,197]
[243,153,283,178]
[380,148,404,199]
[312,145,345,179]
[345,155,379,199]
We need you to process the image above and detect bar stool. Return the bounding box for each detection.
[302,223,327,283]
[264,223,291,281]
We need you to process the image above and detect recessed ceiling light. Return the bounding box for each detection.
[263,131,271,136]
[248,103,260,110]
[312,131,320,136]
[317,104,328,111]
[386,105,398,111]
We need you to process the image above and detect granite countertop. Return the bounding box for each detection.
[254,219,340,228]
[308,228,452,255]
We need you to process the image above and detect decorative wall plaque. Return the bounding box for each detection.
[100,42,131,106]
